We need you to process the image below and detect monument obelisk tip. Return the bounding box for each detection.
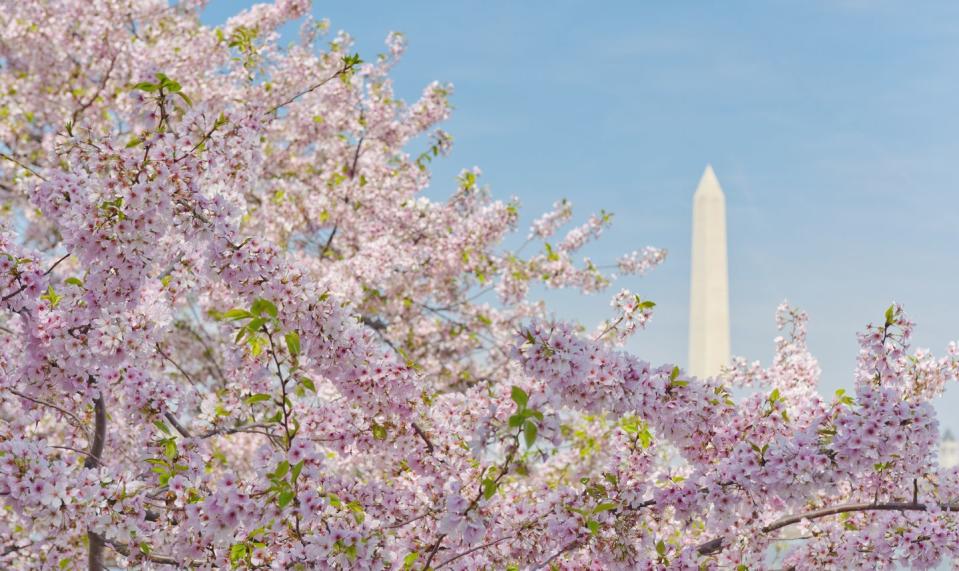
[695,164,723,196]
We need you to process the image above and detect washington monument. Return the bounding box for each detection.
[688,165,730,379]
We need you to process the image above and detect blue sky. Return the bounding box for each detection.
[203,1,959,433]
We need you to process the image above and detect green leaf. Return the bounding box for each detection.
[482,478,497,500]
[586,519,600,535]
[371,422,387,440]
[656,540,667,556]
[524,420,538,447]
[277,490,295,508]
[285,331,300,356]
[885,304,896,326]
[153,421,171,436]
[593,502,617,513]
[273,460,290,479]
[508,414,524,428]
[229,543,247,565]
[403,552,419,570]
[163,440,177,460]
[41,285,61,308]
[510,386,528,409]
[251,298,278,318]
[290,460,304,484]
[224,308,252,320]
[637,426,652,449]
[769,388,781,403]
[298,376,316,392]
[327,492,342,508]
[669,366,680,382]
[245,393,271,405]
[347,500,365,523]
[133,81,158,92]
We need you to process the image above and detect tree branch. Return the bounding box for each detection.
[7,389,89,437]
[0,253,71,303]
[697,500,959,556]
[264,64,351,116]
[163,412,193,439]
[85,393,106,571]
[435,535,514,569]
[197,423,274,439]
[0,152,47,182]
[105,538,181,566]
[411,422,435,454]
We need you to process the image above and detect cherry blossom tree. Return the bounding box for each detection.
[1,1,958,569]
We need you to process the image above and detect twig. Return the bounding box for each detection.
[534,539,582,570]
[435,535,514,569]
[0,253,71,303]
[0,153,47,182]
[104,539,181,566]
[264,64,351,116]
[49,445,93,458]
[197,423,274,439]
[163,412,193,439]
[411,422,435,454]
[7,389,89,437]
[156,343,197,386]
[71,54,118,127]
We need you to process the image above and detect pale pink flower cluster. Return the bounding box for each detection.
[616,245,668,276]
[0,1,957,569]
[529,198,573,239]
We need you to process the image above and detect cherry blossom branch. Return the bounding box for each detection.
[435,534,514,569]
[197,423,275,439]
[0,253,71,303]
[85,393,106,571]
[697,500,959,556]
[7,389,89,437]
[0,152,47,182]
[104,538,181,566]
[49,445,93,458]
[163,412,193,439]
[421,430,521,569]
[533,539,583,570]
[264,62,353,116]
[410,422,435,454]
[263,326,294,450]
[70,54,118,128]
[156,343,197,386]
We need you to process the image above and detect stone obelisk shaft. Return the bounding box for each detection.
[688,165,730,379]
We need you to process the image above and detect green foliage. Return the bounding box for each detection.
[835,388,855,407]
[266,459,303,509]
[40,285,61,308]
[885,304,896,326]
[620,415,653,449]
[508,386,543,449]
[133,72,192,106]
